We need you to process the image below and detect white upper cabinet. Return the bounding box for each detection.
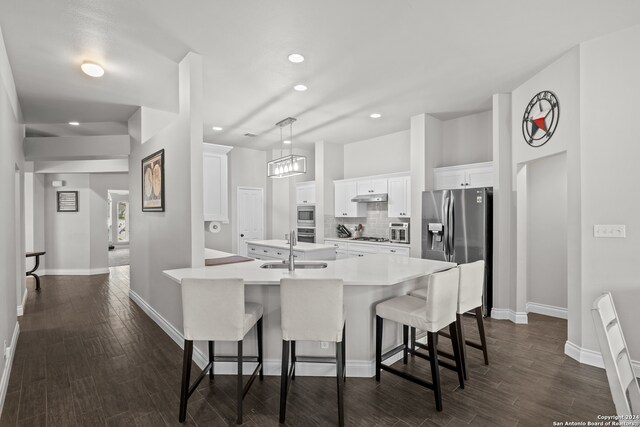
[434,162,493,190]
[387,176,411,218]
[295,182,316,205]
[356,178,387,195]
[334,181,366,218]
[203,143,232,222]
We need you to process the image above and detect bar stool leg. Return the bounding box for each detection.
[427,332,442,411]
[456,313,467,380]
[449,322,465,389]
[402,325,409,364]
[237,340,243,425]
[279,340,290,423]
[257,317,264,381]
[410,327,416,356]
[475,307,489,365]
[375,316,383,381]
[179,340,193,422]
[336,340,345,427]
[342,324,346,382]
[208,341,215,380]
[291,341,296,381]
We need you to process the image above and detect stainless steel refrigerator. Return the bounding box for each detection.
[421,188,493,315]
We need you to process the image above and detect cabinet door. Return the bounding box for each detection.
[334,182,349,217]
[356,178,387,195]
[434,168,466,190]
[379,246,411,257]
[335,181,364,217]
[304,184,316,204]
[465,165,493,188]
[203,151,229,222]
[387,177,405,217]
[295,185,306,205]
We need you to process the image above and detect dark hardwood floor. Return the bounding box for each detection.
[0,267,615,426]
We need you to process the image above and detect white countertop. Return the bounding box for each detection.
[248,239,335,253]
[324,237,411,248]
[165,250,455,286]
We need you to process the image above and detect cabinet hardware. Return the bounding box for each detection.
[263,250,268,253]
[390,250,396,253]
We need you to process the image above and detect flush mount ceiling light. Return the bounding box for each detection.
[212,126,223,131]
[288,53,305,63]
[81,61,105,77]
[267,117,306,179]
[68,121,80,126]
[370,113,382,119]
[293,84,307,92]
[283,140,291,144]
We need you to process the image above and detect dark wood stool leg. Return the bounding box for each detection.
[279,340,290,423]
[257,317,264,381]
[402,325,408,364]
[475,307,489,365]
[291,340,296,380]
[237,340,243,425]
[336,340,345,427]
[410,327,416,356]
[375,315,383,381]
[449,322,465,389]
[208,341,215,380]
[427,332,442,411]
[456,313,467,380]
[179,340,193,423]
[342,324,346,382]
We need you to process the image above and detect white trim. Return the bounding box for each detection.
[491,308,528,324]
[526,302,568,319]
[0,322,20,417]
[564,341,640,377]
[44,268,110,276]
[17,288,27,317]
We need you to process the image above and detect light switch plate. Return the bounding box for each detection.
[594,225,626,238]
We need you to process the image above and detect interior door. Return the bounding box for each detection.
[237,187,264,257]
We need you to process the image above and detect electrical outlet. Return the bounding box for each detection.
[594,224,626,238]
[320,341,329,349]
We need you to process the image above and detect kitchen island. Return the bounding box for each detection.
[163,249,455,377]
[247,239,336,261]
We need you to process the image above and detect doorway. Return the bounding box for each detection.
[237,187,264,257]
[108,189,130,267]
[14,165,25,311]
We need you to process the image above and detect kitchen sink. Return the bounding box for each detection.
[260,261,328,269]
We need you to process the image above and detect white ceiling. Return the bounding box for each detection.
[1,1,640,150]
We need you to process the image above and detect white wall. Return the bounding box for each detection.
[343,130,410,179]
[441,110,492,167]
[526,153,567,311]
[205,146,267,253]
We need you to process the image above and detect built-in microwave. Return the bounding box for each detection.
[297,205,315,227]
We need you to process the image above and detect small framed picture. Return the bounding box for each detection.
[57,191,78,212]
[142,149,165,212]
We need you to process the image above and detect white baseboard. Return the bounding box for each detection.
[17,289,28,317]
[44,268,109,276]
[129,289,400,378]
[526,302,568,319]
[491,308,528,324]
[565,341,640,377]
[0,322,20,417]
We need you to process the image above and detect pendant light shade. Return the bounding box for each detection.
[267,117,307,178]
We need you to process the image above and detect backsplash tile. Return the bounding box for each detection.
[324,202,409,239]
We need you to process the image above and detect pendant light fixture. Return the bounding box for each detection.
[267,117,307,178]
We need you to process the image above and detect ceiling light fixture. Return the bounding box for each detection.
[288,53,305,63]
[212,126,223,131]
[267,117,306,179]
[81,61,105,77]
[68,121,80,126]
[293,84,307,92]
[370,113,382,119]
[283,140,291,144]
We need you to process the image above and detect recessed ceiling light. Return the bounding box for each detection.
[68,121,80,126]
[293,84,307,92]
[288,53,305,63]
[81,61,104,77]
[283,140,291,144]
[370,113,382,119]
[212,126,223,131]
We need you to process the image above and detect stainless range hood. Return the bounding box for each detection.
[351,193,388,203]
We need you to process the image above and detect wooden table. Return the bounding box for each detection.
[26,251,45,292]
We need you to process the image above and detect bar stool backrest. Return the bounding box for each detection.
[424,268,459,332]
[592,292,640,418]
[280,278,344,342]
[457,260,485,314]
[181,278,245,341]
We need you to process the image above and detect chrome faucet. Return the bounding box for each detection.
[288,229,296,271]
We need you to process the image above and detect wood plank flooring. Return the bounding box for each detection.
[1,267,615,426]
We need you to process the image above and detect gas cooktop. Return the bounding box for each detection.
[351,237,390,242]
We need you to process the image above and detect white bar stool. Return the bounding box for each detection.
[279,278,346,427]
[375,268,463,412]
[410,260,488,379]
[179,278,264,425]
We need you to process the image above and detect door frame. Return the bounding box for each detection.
[236,186,265,255]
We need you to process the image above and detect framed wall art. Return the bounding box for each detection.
[141,149,165,212]
[57,191,79,212]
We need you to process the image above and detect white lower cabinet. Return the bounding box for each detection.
[247,243,335,261]
[326,239,410,258]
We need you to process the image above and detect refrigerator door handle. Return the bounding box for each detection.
[448,193,455,262]
[443,192,450,258]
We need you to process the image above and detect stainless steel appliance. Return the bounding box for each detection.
[297,205,315,227]
[297,227,316,243]
[351,193,388,203]
[422,188,493,315]
[389,223,410,244]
